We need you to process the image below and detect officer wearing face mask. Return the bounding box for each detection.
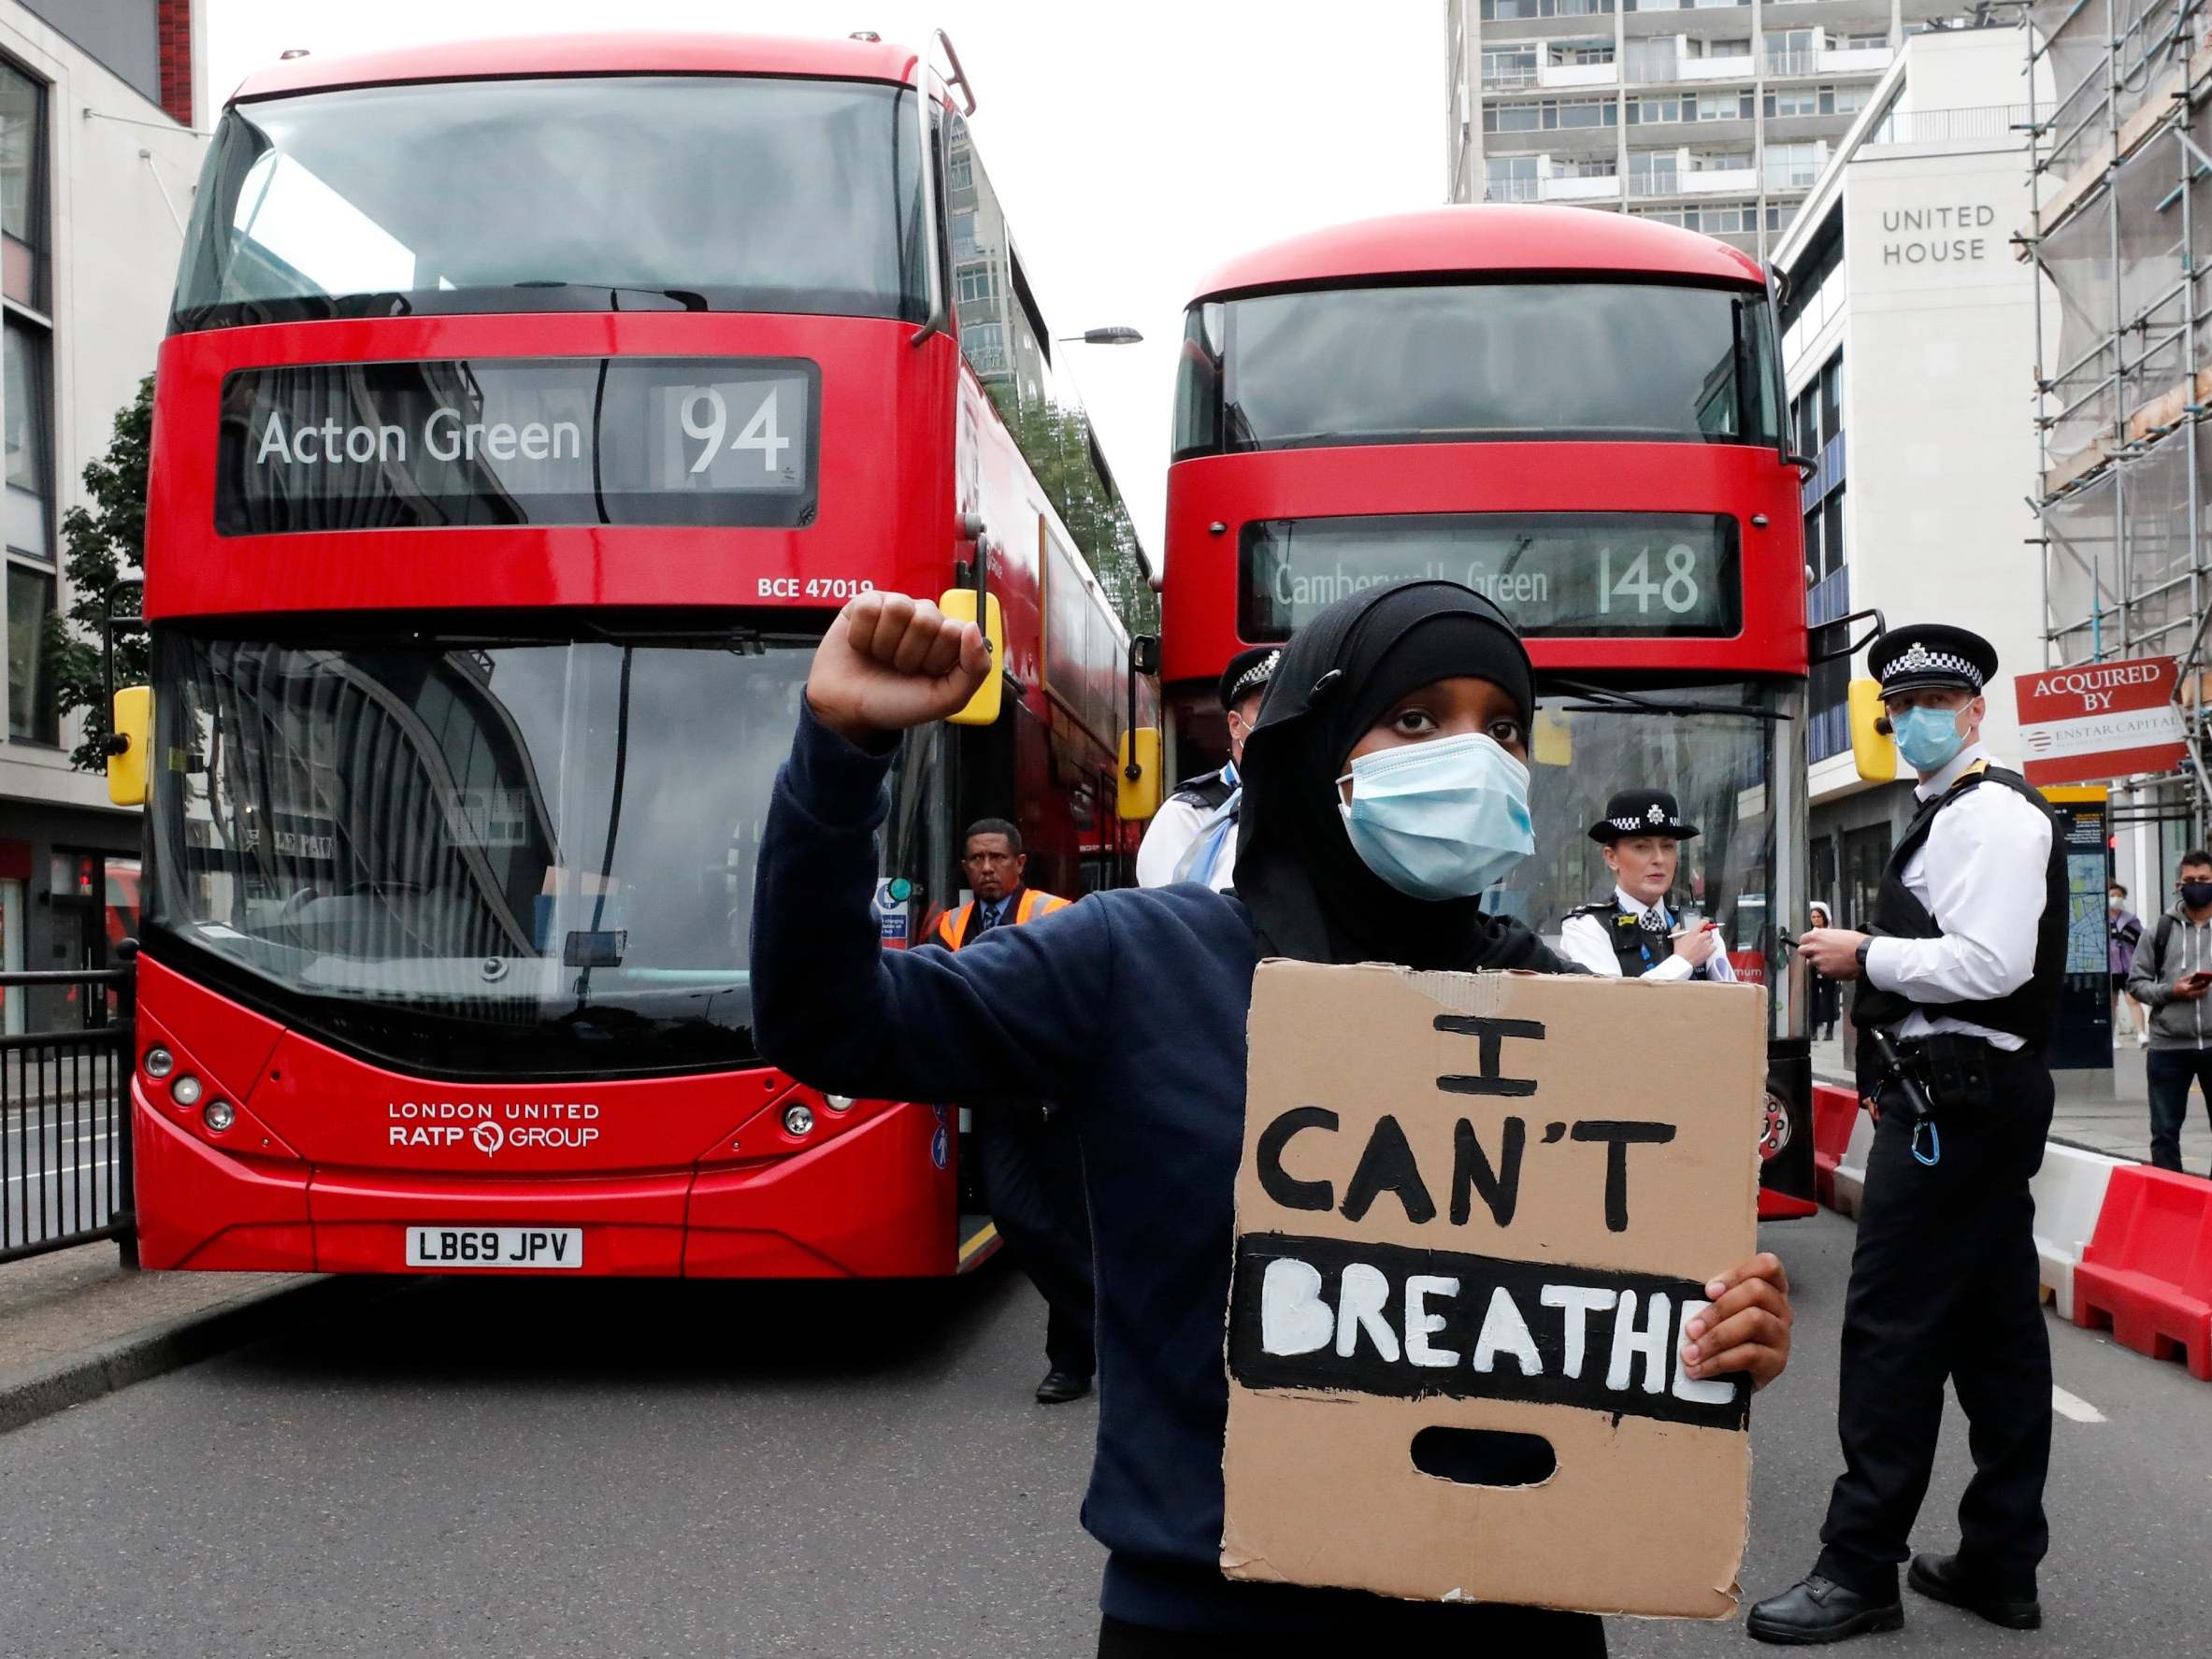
[1750,623,2064,1644]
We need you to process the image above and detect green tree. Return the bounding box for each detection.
[987,381,1159,638]
[44,375,152,770]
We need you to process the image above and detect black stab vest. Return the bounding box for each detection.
[1169,766,1235,813]
[1849,764,2067,1049]
[1567,897,1702,979]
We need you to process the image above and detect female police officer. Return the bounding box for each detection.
[751,580,1793,1656]
[1558,789,1736,982]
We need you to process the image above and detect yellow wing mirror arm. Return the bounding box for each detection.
[107,685,151,807]
[1118,633,1162,822]
[941,521,1003,727]
[102,579,151,807]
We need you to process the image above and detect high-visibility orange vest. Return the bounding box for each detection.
[933,887,1071,950]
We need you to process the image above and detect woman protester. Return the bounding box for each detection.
[751,579,1793,1657]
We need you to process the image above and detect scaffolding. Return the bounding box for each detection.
[2027,0,2212,849]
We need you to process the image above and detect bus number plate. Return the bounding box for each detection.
[405,1225,583,1269]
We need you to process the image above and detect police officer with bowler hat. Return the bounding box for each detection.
[1748,623,2063,1643]
[1558,788,1737,981]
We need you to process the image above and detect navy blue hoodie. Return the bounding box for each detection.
[753,705,1600,1645]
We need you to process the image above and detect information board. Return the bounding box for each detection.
[1241,512,1741,641]
[218,356,820,534]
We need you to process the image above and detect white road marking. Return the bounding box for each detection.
[2052,1385,2105,1423]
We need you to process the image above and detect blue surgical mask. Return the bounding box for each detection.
[1337,732,1535,901]
[1890,705,1967,773]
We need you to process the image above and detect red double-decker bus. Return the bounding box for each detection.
[1161,206,1817,1216]
[111,32,1160,1274]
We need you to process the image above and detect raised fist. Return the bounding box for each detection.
[805,591,992,744]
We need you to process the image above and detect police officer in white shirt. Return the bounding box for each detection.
[1749,624,2062,1645]
[1558,789,1737,982]
[1136,646,1278,892]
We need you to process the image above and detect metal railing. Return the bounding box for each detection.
[1865,104,2036,146]
[0,967,136,1266]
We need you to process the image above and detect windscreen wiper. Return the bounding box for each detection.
[1545,679,1792,722]
[511,279,707,312]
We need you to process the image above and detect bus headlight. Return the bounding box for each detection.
[144,1046,175,1079]
[783,1103,815,1137]
[170,1074,204,1108]
[202,1099,236,1133]
[825,1094,855,1112]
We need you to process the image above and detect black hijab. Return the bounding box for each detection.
[1232,579,1557,973]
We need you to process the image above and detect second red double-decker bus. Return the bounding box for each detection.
[112,32,1161,1275]
[1161,205,1817,1215]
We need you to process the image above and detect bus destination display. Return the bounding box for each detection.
[1242,512,1741,640]
[217,356,820,534]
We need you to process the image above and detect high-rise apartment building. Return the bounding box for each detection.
[1444,0,1967,257]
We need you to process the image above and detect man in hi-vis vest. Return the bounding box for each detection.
[935,819,1096,1403]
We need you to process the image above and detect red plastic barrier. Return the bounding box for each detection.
[2072,1166,2212,1381]
[1811,1083,1860,1211]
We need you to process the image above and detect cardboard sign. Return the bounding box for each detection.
[2016,656,2187,785]
[1222,962,1765,1619]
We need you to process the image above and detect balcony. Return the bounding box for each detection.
[1543,173,1625,201]
[1482,68,1541,91]
[1819,44,1893,74]
[1681,165,1760,194]
[1482,177,1544,203]
[1673,53,1757,82]
[1540,59,1619,88]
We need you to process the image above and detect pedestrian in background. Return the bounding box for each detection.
[1136,646,1278,892]
[1807,901,1841,1042]
[1754,623,2062,1643]
[2110,882,2147,1047]
[2124,850,2212,1176]
[935,820,1096,1405]
[753,582,1794,1656]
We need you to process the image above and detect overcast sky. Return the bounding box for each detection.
[207,1,1444,554]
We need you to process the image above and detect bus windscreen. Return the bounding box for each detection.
[1176,281,1781,457]
[1241,512,1741,641]
[146,630,813,1076]
[173,76,926,331]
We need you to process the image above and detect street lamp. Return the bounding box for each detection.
[1056,326,1144,346]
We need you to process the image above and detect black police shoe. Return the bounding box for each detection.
[1907,1552,2041,1630]
[1745,1575,1904,1644]
[1035,1369,1091,1405]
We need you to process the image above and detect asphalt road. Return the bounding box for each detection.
[2,1211,2206,1658]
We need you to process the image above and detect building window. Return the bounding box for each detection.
[1485,155,1541,202]
[1487,101,1544,133]
[1482,46,1540,89]
[0,57,53,751]
[0,61,44,311]
[955,264,998,306]
[1766,85,1821,119]
[1765,141,1821,191]
[4,315,50,561]
[6,562,53,743]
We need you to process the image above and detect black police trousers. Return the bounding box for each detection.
[1816,1042,2055,1600]
[973,1102,1097,1378]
